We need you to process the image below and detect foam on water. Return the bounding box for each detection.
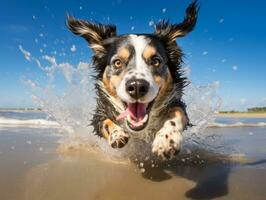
[209,122,266,128]
[1,114,265,129]
[0,117,59,128]
[19,46,227,160]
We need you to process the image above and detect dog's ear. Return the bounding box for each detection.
[154,1,199,42]
[67,15,117,55]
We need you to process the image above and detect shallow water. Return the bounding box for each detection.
[0,125,265,200]
[216,117,266,124]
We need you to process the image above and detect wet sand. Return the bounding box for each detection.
[0,127,266,200]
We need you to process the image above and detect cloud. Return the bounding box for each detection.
[232,65,238,71]
[240,98,247,105]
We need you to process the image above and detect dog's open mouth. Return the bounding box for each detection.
[116,102,153,131]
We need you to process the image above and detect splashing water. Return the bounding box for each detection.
[19,46,224,161]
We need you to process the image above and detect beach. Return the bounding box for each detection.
[0,110,266,200]
[1,0,266,199]
[218,112,266,118]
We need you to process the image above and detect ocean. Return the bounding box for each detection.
[0,110,266,200]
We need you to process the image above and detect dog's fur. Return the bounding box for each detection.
[67,1,199,159]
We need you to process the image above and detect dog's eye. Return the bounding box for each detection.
[151,57,162,67]
[113,59,122,68]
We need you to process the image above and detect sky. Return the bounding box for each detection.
[0,0,265,110]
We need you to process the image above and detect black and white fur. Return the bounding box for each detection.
[67,1,199,159]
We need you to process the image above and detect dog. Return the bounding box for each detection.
[67,1,199,159]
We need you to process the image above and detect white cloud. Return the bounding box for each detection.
[70,44,76,52]
[232,65,238,71]
[240,98,247,104]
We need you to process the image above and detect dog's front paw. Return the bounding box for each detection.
[152,129,182,160]
[109,129,129,148]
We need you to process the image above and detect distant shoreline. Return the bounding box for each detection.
[218,112,266,118]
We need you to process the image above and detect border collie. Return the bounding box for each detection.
[67,1,199,159]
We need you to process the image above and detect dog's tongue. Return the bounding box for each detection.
[116,103,147,122]
[128,103,146,121]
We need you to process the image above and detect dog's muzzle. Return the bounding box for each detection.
[116,78,152,132]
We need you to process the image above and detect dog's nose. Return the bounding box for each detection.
[126,79,150,99]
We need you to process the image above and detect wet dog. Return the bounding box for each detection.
[67,1,199,159]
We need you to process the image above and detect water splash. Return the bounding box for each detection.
[20,46,224,160]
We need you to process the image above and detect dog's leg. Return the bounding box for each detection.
[102,119,130,148]
[152,107,188,160]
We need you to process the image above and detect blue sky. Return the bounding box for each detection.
[0,0,265,110]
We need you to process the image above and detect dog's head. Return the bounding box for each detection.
[67,1,199,133]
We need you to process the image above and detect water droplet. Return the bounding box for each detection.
[140,168,145,173]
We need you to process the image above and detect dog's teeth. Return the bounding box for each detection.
[127,115,131,122]
[143,114,148,123]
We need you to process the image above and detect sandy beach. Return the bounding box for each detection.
[0,125,266,200]
[218,113,266,118]
[0,110,266,200]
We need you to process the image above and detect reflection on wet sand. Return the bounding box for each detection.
[1,127,266,200]
[23,151,195,200]
[22,150,266,200]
